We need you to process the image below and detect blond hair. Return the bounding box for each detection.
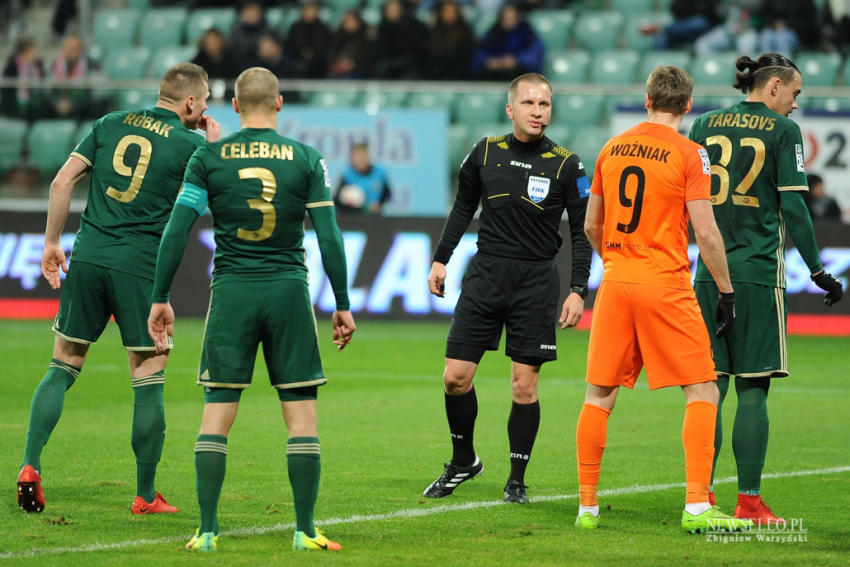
[158,62,208,104]
[234,67,280,113]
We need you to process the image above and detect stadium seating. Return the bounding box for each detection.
[589,50,640,85]
[528,10,573,52]
[0,118,28,175]
[113,88,159,111]
[362,89,409,110]
[448,124,471,170]
[609,0,656,14]
[185,8,236,46]
[795,52,842,87]
[545,49,590,84]
[406,91,457,114]
[552,94,604,128]
[73,120,95,147]
[688,52,737,86]
[573,11,624,52]
[26,120,78,176]
[104,47,152,80]
[542,124,571,148]
[452,92,505,126]
[147,46,198,78]
[842,57,850,86]
[464,122,511,149]
[139,8,189,49]
[692,95,740,112]
[803,96,850,113]
[310,90,363,108]
[567,125,611,176]
[639,50,690,81]
[93,9,142,51]
[623,12,673,52]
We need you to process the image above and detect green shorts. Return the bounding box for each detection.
[53,260,161,351]
[695,281,788,378]
[198,278,326,391]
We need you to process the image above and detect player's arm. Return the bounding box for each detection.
[307,156,356,350]
[430,142,483,297]
[688,198,736,336]
[780,190,843,305]
[148,171,206,353]
[560,156,592,328]
[42,155,90,289]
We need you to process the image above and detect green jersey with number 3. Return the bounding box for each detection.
[69,107,204,278]
[179,127,333,282]
[688,100,809,288]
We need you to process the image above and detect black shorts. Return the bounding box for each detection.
[447,254,559,364]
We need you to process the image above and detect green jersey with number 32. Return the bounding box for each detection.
[69,107,204,278]
[179,127,333,282]
[688,100,809,288]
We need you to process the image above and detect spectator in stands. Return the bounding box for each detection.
[427,0,475,80]
[50,34,106,120]
[649,0,719,50]
[230,0,274,63]
[1,38,47,120]
[804,174,843,222]
[694,1,761,55]
[334,140,392,215]
[251,32,301,103]
[287,0,332,78]
[51,0,76,36]
[193,28,237,80]
[375,0,429,79]
[471,2,543,81]
[757,1,821,55]
[328,9,375,79]
[824,0,850,51]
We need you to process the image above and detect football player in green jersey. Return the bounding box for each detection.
[17,63,220,516]
[689,53,844,525]
[148,67,355,553]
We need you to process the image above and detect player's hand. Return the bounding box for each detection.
[811,270,844,307]
[41,241,68,290]
[332,310,356,351]
[428,262,447,297]
[148,302,175,355]
[715,291,735,338]
[559,293,584,329]
[199,115,221,143]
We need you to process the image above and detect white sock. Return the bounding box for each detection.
[578,505,600,517]
[685,502,712,515]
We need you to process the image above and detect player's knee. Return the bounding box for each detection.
[443,373,473,395]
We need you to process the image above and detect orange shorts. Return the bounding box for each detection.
[586,280,716,390]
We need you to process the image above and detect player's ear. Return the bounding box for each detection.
[232,97,240,114]
[505,102,513,120]
[275,95,283,112]
[685,97,693,115]
[644,93,651,110]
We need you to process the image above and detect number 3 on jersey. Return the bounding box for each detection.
[237,167,277,241]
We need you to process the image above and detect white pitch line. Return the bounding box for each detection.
[3,465,848,559]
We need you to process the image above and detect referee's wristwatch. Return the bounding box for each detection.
[570,285,588,299]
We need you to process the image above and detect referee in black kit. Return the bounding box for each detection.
[423,73,592,503]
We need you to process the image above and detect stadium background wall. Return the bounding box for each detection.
[1,212,848,322]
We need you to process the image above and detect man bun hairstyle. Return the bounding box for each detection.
[733,53,799,94]
[159,62,208,104]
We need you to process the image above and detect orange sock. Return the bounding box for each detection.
[683,400,717,504]
[576,403,611,507]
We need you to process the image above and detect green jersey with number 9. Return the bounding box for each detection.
[69,107,204,278]
[179,127,333,283]
[688,100,809,288]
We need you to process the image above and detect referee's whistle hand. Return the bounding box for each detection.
[428,262,447,297]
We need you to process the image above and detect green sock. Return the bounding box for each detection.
[195,434,227,534]
[22,359,80,472]
[131,373,165,503]
[711,374,730,489]
[287,437,320,538]
[732,378,770,495]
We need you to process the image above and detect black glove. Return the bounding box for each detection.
[812,271,844,307]
[715,291,735,338]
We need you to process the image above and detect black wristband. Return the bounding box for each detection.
[570,285,588,299]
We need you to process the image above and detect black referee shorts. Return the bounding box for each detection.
[446,254,559,365]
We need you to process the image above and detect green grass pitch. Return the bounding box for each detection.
[1,319,848,565]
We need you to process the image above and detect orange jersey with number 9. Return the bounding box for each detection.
[590,121,710,289]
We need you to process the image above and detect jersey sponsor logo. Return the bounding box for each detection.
[320,158,331,188]
[795,144,805,172]
[510,160,532,169]
[539,344,556,350]
[577,175,590,198]
[698,148,711,175]
[527,175,550,203]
